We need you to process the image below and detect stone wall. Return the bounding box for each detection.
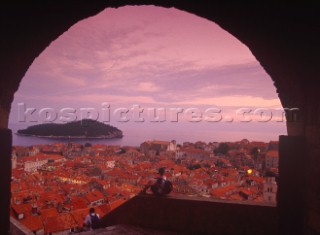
[100,195,278,235]
[1,2,320,234]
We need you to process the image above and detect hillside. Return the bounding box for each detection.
[17,119,123,139]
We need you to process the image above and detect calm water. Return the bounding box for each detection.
[9,121,286,147]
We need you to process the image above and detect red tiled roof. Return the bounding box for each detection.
[70,196,89,210]
[11,182,20,192]
[145,140,170,145]
[109,198,126,210]
[47,154,65,160]
[11,203,31,215]
[11,203,44,231]
[270,167,279,173]
[21,153,49,162]
[228,193,244,201]
[95,204,111,217]
[240,188,255,196]
[266,150,279,158]
[20,214,43,231]
[40,207,58,220]
[38,192,64,205]
[249,176,265,184]
[44,213,78,234]
[70,208,88,228]
[84,190,104,203]
[210,185,238,197]
[11,168,25,178]
[249,141,268,147]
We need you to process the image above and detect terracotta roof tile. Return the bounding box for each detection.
[266,150,279,158]
[145,140,170,145]
[40,208,59,220]
[109,198,126,210]
[70,196,89,210]
[95,204,111,217]
[11,203,31,215]
[20,214,43,231]
[70,208,88,228]
[44,213,78,234]
[84,190,104,203]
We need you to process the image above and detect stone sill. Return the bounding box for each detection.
[100,194,278,235]
[10,194,278,235]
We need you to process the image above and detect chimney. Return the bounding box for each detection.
[31,203,38,216]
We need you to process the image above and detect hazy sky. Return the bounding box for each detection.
[9,6,287,142]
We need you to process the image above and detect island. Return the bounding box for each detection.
[16,119,123,139]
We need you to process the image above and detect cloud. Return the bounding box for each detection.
[11,5,286,139]
[39,93,158,106]
[174,96,281,107]
[135,82,161,92]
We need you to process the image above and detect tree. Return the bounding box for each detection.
[214,143,229,155]
[251,147,260,160]
[187,164,201,170]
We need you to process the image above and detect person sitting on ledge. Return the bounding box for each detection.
[83,207,100,230]
[140,167,173,196]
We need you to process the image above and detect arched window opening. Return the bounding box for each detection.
[8,6,286,233]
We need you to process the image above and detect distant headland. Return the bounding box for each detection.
[16,119,123,139]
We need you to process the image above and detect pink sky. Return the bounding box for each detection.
[9,6,286,142]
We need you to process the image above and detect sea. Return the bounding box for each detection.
[8,121,286,147]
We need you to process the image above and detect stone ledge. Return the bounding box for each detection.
[80,224,182,235]
[99,195,278,235]
[10,217,33,235]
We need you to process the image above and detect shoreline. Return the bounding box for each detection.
[15,133,123,139]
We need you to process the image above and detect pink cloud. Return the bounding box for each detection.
[10,5,286,140]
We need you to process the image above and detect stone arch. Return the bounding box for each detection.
[1,2,320,234]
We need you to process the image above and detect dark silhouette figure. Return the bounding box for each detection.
[83,207,100,230]
[140,167,173,196]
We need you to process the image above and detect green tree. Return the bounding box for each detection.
[214,143,229,155]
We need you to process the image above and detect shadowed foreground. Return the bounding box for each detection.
[97,194,277,235]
